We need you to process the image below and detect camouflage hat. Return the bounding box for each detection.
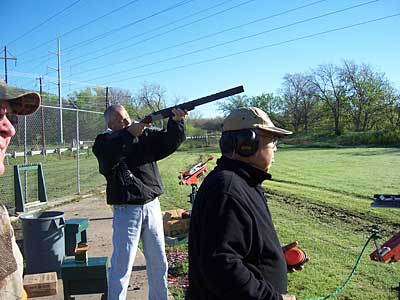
[0,80,41,115]
[222,107,292,136]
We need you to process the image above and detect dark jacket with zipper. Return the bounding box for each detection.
[187,156,287,300]
[92,118,185,205]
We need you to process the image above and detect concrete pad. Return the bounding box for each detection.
[23,193,173,300]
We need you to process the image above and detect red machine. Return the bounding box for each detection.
[370,194,400,263]
[179,157,213,186]
[370,231,400,263]
[178,157,213,204]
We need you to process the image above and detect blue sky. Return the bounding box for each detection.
[1,0,399,117]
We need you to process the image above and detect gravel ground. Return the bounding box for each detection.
[16,192,175,300]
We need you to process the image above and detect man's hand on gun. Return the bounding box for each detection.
[127,108,187,137]
[127,122,150,137]
[171,108,188,122]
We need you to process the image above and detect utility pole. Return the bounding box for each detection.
[0,46,17,83]
[57,39,63,145]
[105,86,109,108]
[36,76,46,154]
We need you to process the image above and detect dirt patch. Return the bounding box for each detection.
[265,189,399,236]
[166,247,188,295]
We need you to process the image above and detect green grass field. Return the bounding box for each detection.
[0,151,104,207]
[1,145,398,299]
[158,146,400,300]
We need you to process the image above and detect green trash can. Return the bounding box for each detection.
[20,211,65,274]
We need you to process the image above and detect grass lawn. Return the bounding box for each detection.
[2,145,398,299]
[0,151,104,207]
[158,146,400,300]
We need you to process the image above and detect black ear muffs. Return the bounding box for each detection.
[219,129,259,157]
[235,129,259,157]
[219,131,236,155]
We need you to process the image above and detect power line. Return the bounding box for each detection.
[7,0,82,46]
[8,70,102,88]
[62,0,195,53]
[100,13,400,86]
[28,57,52,73]
[68,0,257,68]
[17,0,142,59]
[63,0,235,64]
[69,0,328,77]
[87,0,380,82]
[58,0,141,42]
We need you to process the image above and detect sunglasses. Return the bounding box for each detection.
[256,132,279,147]
[0,113,19,127]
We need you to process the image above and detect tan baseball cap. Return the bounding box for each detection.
[0,80,41,115]
[222,107,292,136]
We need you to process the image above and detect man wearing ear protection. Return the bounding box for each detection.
[187,107,298,300]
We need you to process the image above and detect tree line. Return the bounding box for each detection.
[219,60,400,138]
[16,60,398,148]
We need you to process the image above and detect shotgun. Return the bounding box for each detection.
[140,85,244,124]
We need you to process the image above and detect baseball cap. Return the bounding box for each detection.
[222,107,292,136]
[0,80,41,115]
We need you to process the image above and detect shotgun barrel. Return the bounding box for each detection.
[140,85,244,124]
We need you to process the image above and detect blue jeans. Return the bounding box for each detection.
[108,198,168,300]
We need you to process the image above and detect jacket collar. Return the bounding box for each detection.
[216,155,271,186]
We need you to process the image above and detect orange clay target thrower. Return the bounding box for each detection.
[370,195,400,263]
[370,229,400,263]
[178,157,213,205]
[370,194,400,299]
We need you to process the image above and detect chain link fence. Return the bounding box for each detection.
[0,101,220,211]
[0,105,106,211]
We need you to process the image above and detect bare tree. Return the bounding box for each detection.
[341,60,387,131]
[310,64,346,136]
[381,86,400,130]
[281,73,318,133]
[130,82,167,125]
[217,94,248,116]
[248,93,283,114]
[280,74,302,133]
[106,87,132,107]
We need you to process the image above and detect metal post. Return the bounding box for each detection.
[23,116,28,202]
[1,46,16,83]
[57,39,63,145]
[4,46,8,83]
[398,282,400,300]
[37,76,46,154]
[76,110,80,194]
[105,86,109,108]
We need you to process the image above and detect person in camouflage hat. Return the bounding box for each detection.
[0,79,41,299]
[0,80,40,117]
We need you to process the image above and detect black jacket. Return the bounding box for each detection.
[187,156,287,300]
[92,118,185,205]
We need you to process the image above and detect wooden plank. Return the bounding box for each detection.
[23,272,58,298]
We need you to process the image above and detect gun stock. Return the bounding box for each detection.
[140,85,244,123]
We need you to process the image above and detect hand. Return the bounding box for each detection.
[282,294,296,300]
[171,108,188,122]
[127,122,150,137]
[282,241,298,253]
[282,241,310,273]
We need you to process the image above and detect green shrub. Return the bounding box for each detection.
[337,130,400,146]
